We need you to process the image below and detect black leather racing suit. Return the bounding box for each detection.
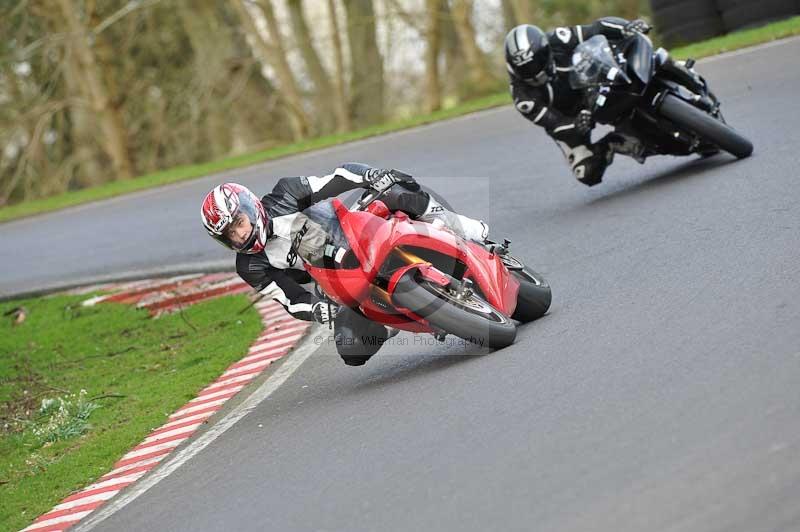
[509,17,636,186]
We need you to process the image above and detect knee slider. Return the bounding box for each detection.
[574,162,603,187]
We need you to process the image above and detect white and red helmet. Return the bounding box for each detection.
[201,183,269,254]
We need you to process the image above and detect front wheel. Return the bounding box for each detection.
[497,253,552,323]
[392,272,517,349]
[511,269,552,323]
[658,93,753,159]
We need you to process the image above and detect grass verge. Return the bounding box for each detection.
[671,16,800,60]
[0,293,263,531]
[1,16,799,224]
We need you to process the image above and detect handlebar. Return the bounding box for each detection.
[355,184,393,211]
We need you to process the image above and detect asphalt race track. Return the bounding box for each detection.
[6,39,800,531]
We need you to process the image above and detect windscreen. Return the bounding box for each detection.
[569,35,624,89]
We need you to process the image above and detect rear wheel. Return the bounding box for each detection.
[392,272,517,349]
[659,93,753,159]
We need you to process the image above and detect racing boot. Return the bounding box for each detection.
[604,132,646,164]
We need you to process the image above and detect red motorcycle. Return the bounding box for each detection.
[302,186,552,349]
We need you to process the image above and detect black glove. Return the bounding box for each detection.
[574,110,595,135]
[312,300,336,324]
[364,168,416,193]
[622,19,651,37]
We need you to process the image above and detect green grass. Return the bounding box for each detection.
[0,293,263,531]
[2,15,799,224]
[671,16,800,60]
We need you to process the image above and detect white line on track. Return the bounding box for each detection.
[72,324,325,532]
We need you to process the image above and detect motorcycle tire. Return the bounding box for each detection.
[392,271,517,349]
[659,94,754,159]
[510,267,552,323]
[496,253,552,322]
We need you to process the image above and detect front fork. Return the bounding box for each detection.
[655,49,720,116]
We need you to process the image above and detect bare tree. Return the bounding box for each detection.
[450,0,496,96]
[618,0,644,20]
[0,3,73,203]
[286,0,339,134]
[5,0,578,207]
[0,61,51,203]
[54,0,135,180]
[438,0,466,98]
[63,52,104,187]
[342,0,385,127]
[178,0,287,157]
[178,0,236,158]
[326,0,352,132]
[232,0,311,140]
[510,0,536,23]
[423,0,443,112]
[501,0,518,30]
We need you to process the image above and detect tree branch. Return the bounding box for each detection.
[92,0,164,37]
[384,0,424,36]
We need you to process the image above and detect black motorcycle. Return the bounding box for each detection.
[570,33,753,159]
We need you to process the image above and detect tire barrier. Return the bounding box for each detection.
[649,0,800,46]
[716,0,800,32]
[651,0,725,47]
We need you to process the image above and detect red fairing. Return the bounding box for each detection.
[365,199,391,219]
[303,264,371,309]
[304,198,519,333]
[331,199,519,315]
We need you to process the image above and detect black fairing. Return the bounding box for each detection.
[585,32,725,157]
[625,35,654,87]
[591,35,655,125]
